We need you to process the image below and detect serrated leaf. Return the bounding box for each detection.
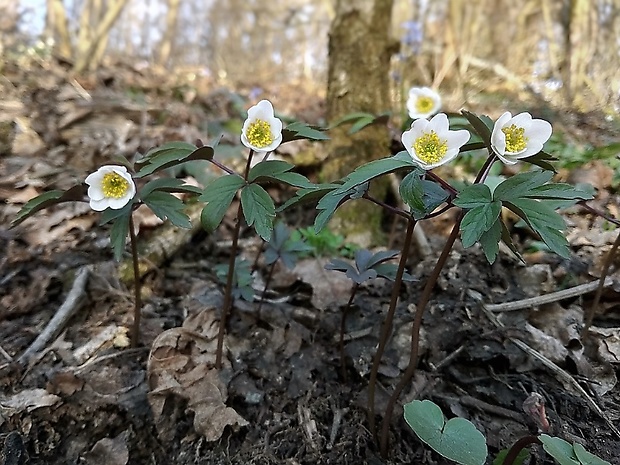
[248,160,294,182]
[314,186,357,233]
[479,218,502,263]
[281,122,329,143]
[135,143,214,178]
[348,116,375,134]
[332,152,417,196]
[241,184,275,241]
[500,218,524,262]
[143,191,192,228]
[460,141,487,153]
[100,201,134,225]
[460,201,501,248]
[526,183,594,201]
[270,171,314,188]
[493,170,554,201]
[12,185,87,227]
[521,151,558,172]
[199,174,246,232]
[504,198,570,258]
[454,184,492,209]
[400,172,449,220]
[404,400,487,465]
[462,111,493,148]
[140,178,202,198]
[110,213,130,261]
[278,183,338,212]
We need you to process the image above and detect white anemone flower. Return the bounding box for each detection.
[406,86,442,119]
[491,112,552,165]
[241,99,283,153]
[401,113,470,170]
[85,165,136,211]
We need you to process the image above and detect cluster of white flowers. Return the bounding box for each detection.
[84,95,554,210]
[402,87,552,170]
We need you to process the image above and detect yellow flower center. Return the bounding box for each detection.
[413,131,448,165]
[102,172,130,198]
[415,96,435,114]
[502,124,528,153]
[246,119,273,148]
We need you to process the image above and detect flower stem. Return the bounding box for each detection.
[368,218,416,439]
[502,435,540,465]
[257,261,276,314]
[128,213,142,348]
[215,150,255,369]
[378,153,496,457]
[379,213,462,457]
[340,283,359,382]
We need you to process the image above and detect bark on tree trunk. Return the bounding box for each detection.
[158,0,182,68]
[321,0,395,245]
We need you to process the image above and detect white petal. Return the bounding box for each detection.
[509,112,533,130]
[426,113,449,133]
[491,112,512,155]
[87,184,105,201]
[89,198,109,211]
[445,129,470,150]
[495,152,519,165]
[526,119,552,145]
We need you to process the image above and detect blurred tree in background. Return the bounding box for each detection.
[2,0,618,112]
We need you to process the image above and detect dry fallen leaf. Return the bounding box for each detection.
[292,258,353,310]
[82,431,129,465]
[147,307,248,442]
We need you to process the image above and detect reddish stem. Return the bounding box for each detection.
[128,213,142,347]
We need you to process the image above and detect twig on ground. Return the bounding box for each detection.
[482,277,614,312]
[17,266,90,366]
[469,289,620,440]
[0,344,13,362]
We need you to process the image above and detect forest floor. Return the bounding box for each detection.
[1,56,620,465]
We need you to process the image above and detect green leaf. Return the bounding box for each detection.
[404,400,487,465]
[314,186,357,233]
[539,435,580,465]
[270,171,314,188]
[493,170,554,202]
[521,151,558,172]
[525,183,594,201]
[241,184,275,241]
[199,174,246,232]
[333,152,417,196]
[400,172,449,220]
[281,122,329,143]
[573,443,611,465]
[454,184,493,209]
[492,448,529,465]
[504,198,570,258]
[500,219,524,262]
[135,143,215,178]
[140,178,202,198]
[12,184,86,227]
[479,218,502,264]
[460,201,501,248]
[100,201,134,225]
[109,213,130,261]
[248,160,294,182]
[348,116,375,134]
[278,183,338,211]
[142,191,192,229]
[462,111,493,148]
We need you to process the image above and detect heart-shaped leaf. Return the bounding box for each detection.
[404,400,487,465]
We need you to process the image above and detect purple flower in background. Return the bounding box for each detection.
[249,86,262,101]
[402,20,423,53]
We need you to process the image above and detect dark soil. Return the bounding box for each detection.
[2,58,620,465]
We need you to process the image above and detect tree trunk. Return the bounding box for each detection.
[45,0,73,58]
[157,0,182,68]
[321,0,395,245]
[72,0,128,74]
